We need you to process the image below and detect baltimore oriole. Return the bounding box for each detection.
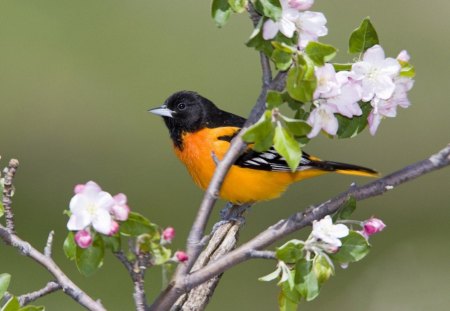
[149,91,378,204]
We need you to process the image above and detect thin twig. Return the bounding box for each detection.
[17,281,62,306]
[248,250,276,260]
[44,230,54,257]
[2,159,19,233]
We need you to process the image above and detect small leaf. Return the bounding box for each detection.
[75,234,104,276]
[120,212,158,237]
[151,244,172,265]
[313,255,334,284]
[242,111,275,152]
[281,115,311,137]
[348,17,379,54]
[272,41,295,54]
[330,231,370,264]
[295,259,319,301]
[102,235,121,252]
[254,0,282,20]
[333,196,357,221]
[0,273,11,299]
[274,123,302,171]
[272,49,293,71]
[266,90,284,109]
[399,61,415,78]
[228,0,247,13]
[2,296,19,311]
[211,0,232,28]
[246,19,274,56]
[275,240,304,263]
[278,290,299,311]
[332,63,352,72]
[63,232,76,261]
[305,41,337,66]
[286,57,317,103]
[336,102,371,138]
[0,202,4,218]
[259,266,281,282]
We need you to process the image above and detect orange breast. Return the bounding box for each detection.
[173,128,326,203]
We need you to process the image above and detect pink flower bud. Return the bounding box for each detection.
[162,227,175,242]
[175,251,188,263]
[363,218,386,236]
[75,230,93,248]
[288,0,314,10]
[111,193,130,221]
[109,221,119,236]
[74,184,85,194]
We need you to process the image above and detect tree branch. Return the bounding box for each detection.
[17,281,61,306]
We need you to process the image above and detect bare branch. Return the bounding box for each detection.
[44,230,55,257]
[2,159,19,233]
[18,281,61,306]
[248,250,276,260]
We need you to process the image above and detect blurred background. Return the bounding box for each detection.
[1,0,449,310]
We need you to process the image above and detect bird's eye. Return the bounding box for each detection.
[177,103,186,110]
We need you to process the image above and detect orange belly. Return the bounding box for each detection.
[173,128,327,203]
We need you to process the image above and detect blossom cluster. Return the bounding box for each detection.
[67,181,130,248]
[261,0,414,137]
[307,45,413,137]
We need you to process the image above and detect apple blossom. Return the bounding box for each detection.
[296,11,328,49]
[314,64,340,99]
[397,50,410,63]
[75,230,93,249]
[109,221,119,236]
[67,181,114,235]
[351,45,401,102]
[262,6,298,40]
[288,0,314,11]
[307,103,338,138]
[310,215,349,248]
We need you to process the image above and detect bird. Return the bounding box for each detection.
[149,91,378,204]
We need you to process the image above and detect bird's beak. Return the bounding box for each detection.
[148,105,174,118]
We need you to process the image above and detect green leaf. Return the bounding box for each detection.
[254,0,282,20]
[304,41,337,66]
[266,91,284,109]
[75,234,104,276]
[272,41,295,54]
[228,0,247,13]
[102,234,121,252]
[272,49,293,71]
[242,111,275,152]
[399,61,415,78]
[274,123,302,171]
[330,231,370,264]
[2,296,19,311]
[281,115,311,137]
[313,255,334,284]
[150,243,172,265]
[295,259,319,301]
[19,306,45,311]
[332,63,352,72]
[275,240,304,263]
[286,56,317,103]
[0,202,4,219]
[348,17,379,54]
[278,291,299,311]
[211,0,232,28]
[333,196,356,221]
[120,212,158,237]
[336,102,371,138]
[0,273,11,299]
[259,266,281,282]
[63,232,76,261]
[162,263,175,289]
[246,19,274,56]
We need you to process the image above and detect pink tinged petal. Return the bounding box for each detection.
[288,0,314,11]
[113,193,127,205]
[362,45,385,63]
[279,18,297,38]
[84,181,102,192]
[361,79,376,102]
[263,20,279,40]
[111,204,130,221]
[69,194,89,213]
[351,62,371,80]
[109,221,119,236]
[322,112,338,136]
[379,58,401,76]
[74,184,85,194]
[92,208,113,235]
[374,75,396,100]
[363,218,386,235]
[368,111,382,136]
[95,192,115,212]
[397,50,410,62]
[332,224,350,238]
[67,209,92,231]
[75,230,93,248]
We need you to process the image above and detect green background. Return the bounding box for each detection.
[1,0,449,310]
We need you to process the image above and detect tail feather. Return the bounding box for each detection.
[304,153,379,178]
